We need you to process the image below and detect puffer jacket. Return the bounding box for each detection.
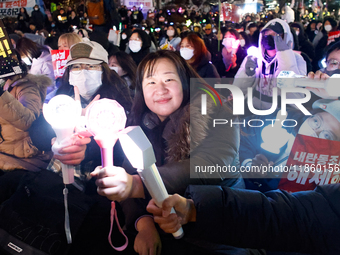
[0,74,52,171]
[233,19,307,110]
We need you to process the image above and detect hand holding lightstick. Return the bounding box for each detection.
[85,99,127,167]
[85,99,128,251]
[119,126,184,239]
[43,95,82,184]
[277,70,340,96]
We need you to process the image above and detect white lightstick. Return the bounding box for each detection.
[119,126,184,239]
[261,110,292,154]
[247,46,260,59]
[43,95,82,184]
[85,99,127,167]
[277,70,340,96]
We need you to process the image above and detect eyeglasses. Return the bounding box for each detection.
[307,115,337,141]
[70,64,102,72]
[326,59,340,71]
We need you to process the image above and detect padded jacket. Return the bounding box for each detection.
[0,74,52,171]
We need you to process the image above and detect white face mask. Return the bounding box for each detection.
[239,39,245,47]
[167,30,175,37]
[69,70,102,100]
[110,66,119,74]
[180,48,194,60]
[22,57,32,66]
[129,40,142,53]
[34,8,38,11]
[122,34,127,40]
[325,25,332,32]
[222,38,234,49]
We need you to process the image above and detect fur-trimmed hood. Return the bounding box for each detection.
[10,74,53,103]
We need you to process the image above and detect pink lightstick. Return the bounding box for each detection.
[85,99,126,167]
[85,98,128,251]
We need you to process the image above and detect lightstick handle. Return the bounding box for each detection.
[101,147,114,167]
[137,164,184,239]
[61,163,75,184]
[294,78,327,89]
[52,127,76,185]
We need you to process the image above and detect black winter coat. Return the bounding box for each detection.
[122,91,243,230]
[185,183,340,254]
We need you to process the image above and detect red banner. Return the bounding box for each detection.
[51,50,69,79]
[327,31,340,45]
[220,3,241,23]
[278,134,340,193]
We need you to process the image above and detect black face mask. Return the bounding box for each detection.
[262,35,275,50]
[324,68,340,76]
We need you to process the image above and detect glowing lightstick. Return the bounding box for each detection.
[43,95,82,184]
[86,99,128,251]
[85,99,126,167]
[119,126,184,239]
[261,110,292,154]
[247,46,260,59]
[277,70,340,97]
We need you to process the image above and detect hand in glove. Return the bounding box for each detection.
[274,33,292,51]
[245,56,258,76]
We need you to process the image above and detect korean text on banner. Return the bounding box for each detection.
[278,134,340,193]
[0,19,22,79]
[0,0,36,17]
[51,50,70,79]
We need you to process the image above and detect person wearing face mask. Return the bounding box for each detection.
[239,31,251,49]
[217,29,247,78]
[291,22,315,62]
[108,51,137,98]
[54,41,132,172]
[234,19,307,112]
[119,28,132,51]
[15,37,55,94]
[306,40,340,100]
[179,32,220,79]
[159,24,181,51]
[30,5,44,31]
[127,29,152,66]
[312,17,338,72]
[57,41,131,109]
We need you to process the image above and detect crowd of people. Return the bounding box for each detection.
[0,2,340,255]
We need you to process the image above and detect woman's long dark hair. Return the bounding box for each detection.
[129,50,202,125]
[16,37,49,59]
[56,62,132,111]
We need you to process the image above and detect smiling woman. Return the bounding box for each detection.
[92,50,245,255]
[142,58,183,121]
